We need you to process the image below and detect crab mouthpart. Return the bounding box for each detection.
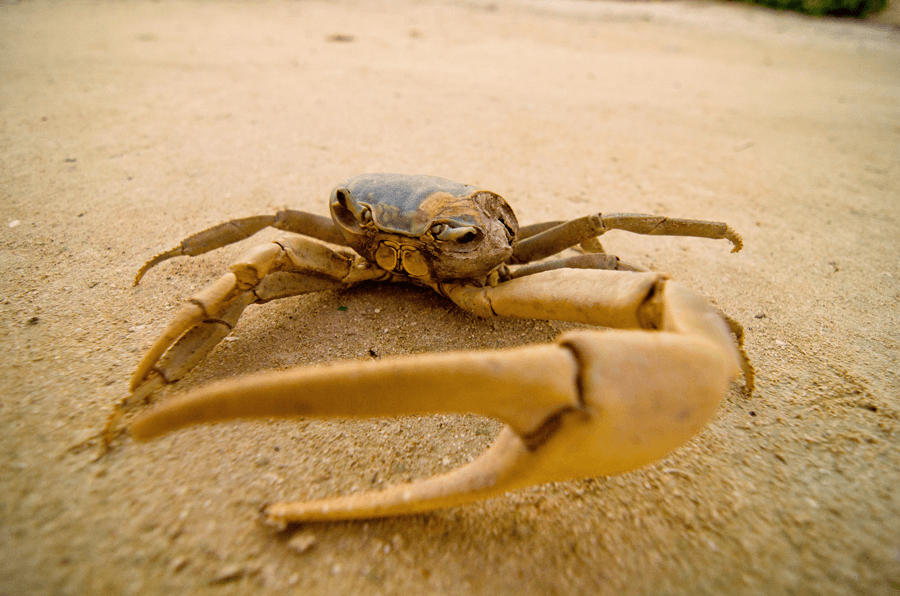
[374,240,430,278]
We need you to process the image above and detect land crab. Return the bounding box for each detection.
[124,173,752,524]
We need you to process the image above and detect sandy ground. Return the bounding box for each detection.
[1,0,899,594]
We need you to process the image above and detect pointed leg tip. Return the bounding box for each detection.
[743,365,756,395]
[128,370,160,396]
[260,504,290,531]
[134,266,150,286]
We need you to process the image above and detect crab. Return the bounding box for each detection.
[124,173,752,524]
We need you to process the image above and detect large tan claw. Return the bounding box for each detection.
[132,278,741,522]
[255,324,734,522]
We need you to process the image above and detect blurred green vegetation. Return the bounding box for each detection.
[739,0,888,17]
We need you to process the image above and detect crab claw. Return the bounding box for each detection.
[132,282,740,522]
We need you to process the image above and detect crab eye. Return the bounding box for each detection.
[455,230,479,244]
[359,207,373,224]
[432,224,481,243]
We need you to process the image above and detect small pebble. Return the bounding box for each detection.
[169,556,189,573]
[287,532,317,554]
[211,564,245,584]
[8,220,20,228]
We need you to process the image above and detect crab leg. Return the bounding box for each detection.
[134,211,345,284]
[129,235,381,398]
[508,252,643,279]
[131,269,744,522]
[512,213,742,264]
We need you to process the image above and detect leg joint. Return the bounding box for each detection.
[637,277,667,330]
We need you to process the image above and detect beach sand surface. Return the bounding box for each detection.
[1,1,898,594]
